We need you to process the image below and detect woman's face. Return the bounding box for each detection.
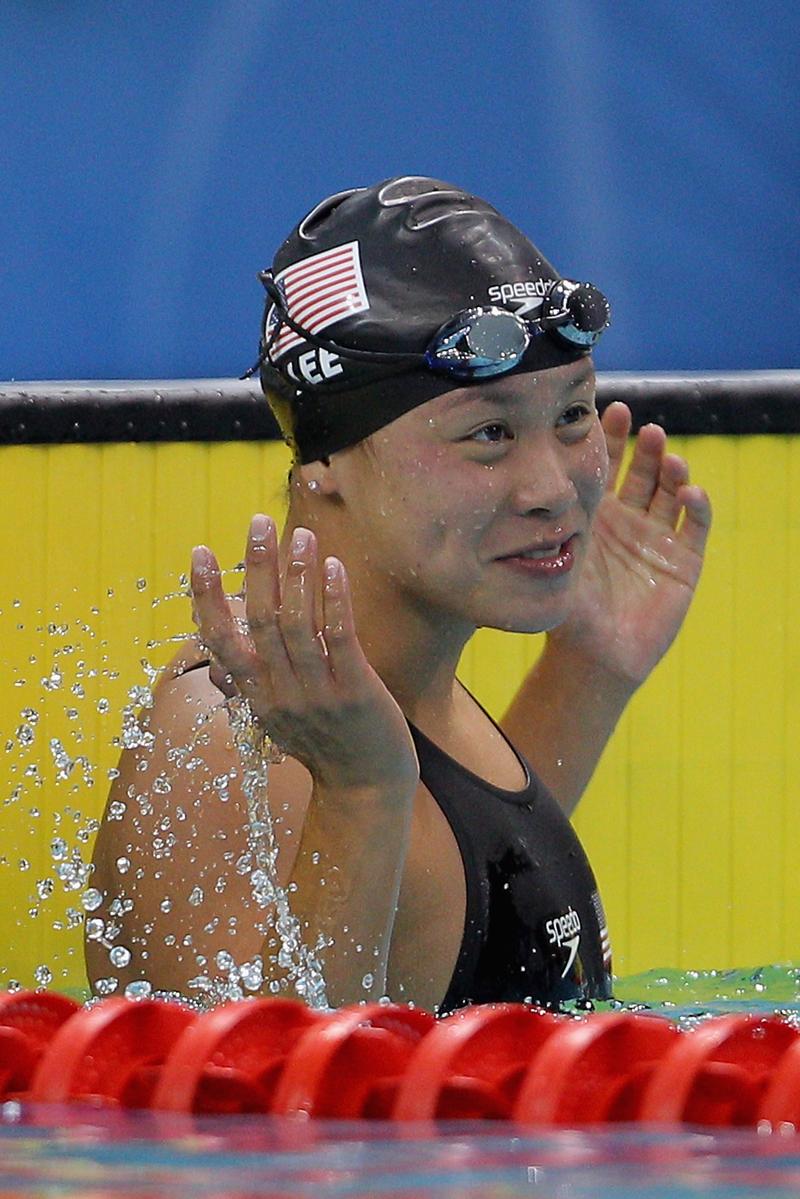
[328,357,608,634]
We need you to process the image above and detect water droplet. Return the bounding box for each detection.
[124,980,152,999]
[82,888,103,912]
[188,886,204,906]
[240,958,263,991]
[85,918,105,940]
[36,879,54,900]
[41,668,63,691]
[34,964,52,987]
[361,972,374,991]
[159,898,172,913]
[109,945,131,968]
[115,856,130,874]
[95,977,119,996]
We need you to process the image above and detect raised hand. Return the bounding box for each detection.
[190,515,418,793]
[551,402,713,688]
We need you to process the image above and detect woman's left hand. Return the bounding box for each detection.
[550,401,713,688]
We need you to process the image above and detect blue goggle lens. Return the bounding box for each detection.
[424,309,529,379]
[424,282,609,379]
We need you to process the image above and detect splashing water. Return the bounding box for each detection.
[0,570,330,1007]
[197,694,329,1008]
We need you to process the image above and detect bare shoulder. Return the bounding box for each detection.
[87,656,313,996]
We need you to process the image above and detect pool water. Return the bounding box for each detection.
[611,965,800,1020]
[3,1108,800,1197]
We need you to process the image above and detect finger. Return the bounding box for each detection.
[647,453,690,528]
[277,527,331,688]
[244,514,281,618]
[676,484,713,557]
[601,401,632,492]
[208,655,238,698]
[322,556,369,691]
[244,514,289,668]
[191,546,256,677]
[616,423,667,510]
[241,515,299,699]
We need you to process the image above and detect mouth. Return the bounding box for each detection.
[495,534,579,577]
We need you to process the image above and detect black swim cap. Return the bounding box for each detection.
[257,176,607,464]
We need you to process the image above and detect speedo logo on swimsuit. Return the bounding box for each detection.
[545,907,582,979]
[487,279,550,316]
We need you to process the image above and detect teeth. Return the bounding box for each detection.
[520,546,561,559]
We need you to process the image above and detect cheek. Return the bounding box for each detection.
[578,428,609,511]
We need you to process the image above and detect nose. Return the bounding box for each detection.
[508,434,578,518]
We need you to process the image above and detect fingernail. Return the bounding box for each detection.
[291,527,312,555]
[192,546,213,575]
[251,514,271,544]
[324,556,343,586]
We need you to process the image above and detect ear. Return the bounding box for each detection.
[297,457,340,497]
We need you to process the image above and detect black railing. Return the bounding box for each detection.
[0,372,798,444]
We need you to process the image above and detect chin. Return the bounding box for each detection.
[475,580,579,635]
[478,600,575,636]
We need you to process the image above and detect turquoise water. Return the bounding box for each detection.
[612,965,800,1020]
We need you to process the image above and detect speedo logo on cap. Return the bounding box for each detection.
[269,241,370,361]
[487,279,551,315]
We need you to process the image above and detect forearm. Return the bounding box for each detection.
[264,779,415,1007]
[501,635,637,817]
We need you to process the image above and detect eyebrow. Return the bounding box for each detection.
[437,360,596,415]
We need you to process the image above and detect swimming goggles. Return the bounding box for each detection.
[254,272,609,383]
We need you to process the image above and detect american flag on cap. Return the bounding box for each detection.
[268,240,370,360]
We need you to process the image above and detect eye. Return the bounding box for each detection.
[557,403,594,427]
[469,422,514,444]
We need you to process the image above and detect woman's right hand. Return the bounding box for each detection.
[190,515,419,795]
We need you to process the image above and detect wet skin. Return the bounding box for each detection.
[321,357,608,645]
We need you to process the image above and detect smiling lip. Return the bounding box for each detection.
[495,534,578,577]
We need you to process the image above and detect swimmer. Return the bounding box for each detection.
[88,177,711,1010]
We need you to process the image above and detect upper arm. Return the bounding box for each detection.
[87,665,314,996]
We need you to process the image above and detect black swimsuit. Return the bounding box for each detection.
[408,717,612,1012]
